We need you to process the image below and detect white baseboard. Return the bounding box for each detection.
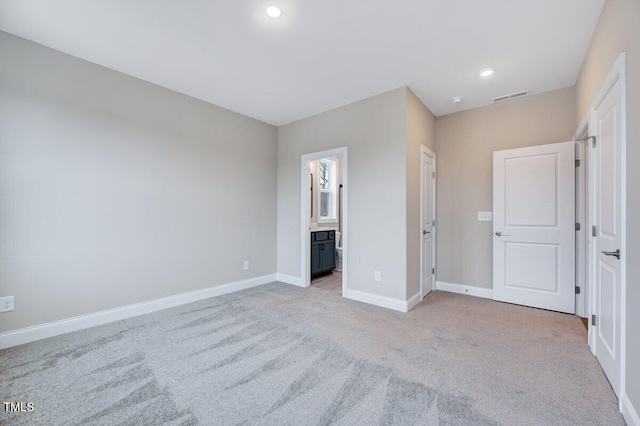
[435,281,493,299]
[406,291,422,311]
[621,393,640,426]
[276,273,304,287]
[0,274,277,350]
[343,288,409,313]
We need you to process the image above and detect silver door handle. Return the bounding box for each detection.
[601,249,621,259]
[423,230,431,235]
[495,231,510,236]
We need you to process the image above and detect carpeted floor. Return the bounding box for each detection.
[0,283,624,425]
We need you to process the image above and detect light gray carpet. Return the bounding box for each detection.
[0,283,624,425]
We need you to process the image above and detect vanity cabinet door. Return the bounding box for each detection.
[311,242,322,275]
[320,241,335,271]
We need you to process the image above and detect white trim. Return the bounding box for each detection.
[621,393,640,426]
[0,274,276,350]
[618,52,627,408]
[618,53,627,410]
[406,291,422,311]
[574,110,590,142]
[574,140,588,318]
[343,288,409,312]
[420,145,437,298]
[300,147,348,296]
[435,281,493,299]
[276,273,304,287]
[593,56,622,110]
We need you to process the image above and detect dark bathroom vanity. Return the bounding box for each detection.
[311,229,335,279]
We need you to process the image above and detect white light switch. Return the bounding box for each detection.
[478,211,493,221]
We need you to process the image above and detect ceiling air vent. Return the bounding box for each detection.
[492,90,530,103]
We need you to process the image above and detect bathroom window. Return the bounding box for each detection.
[319,159,337,222]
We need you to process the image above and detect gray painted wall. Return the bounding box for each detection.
[277,88,408,300]
[575,0,640,412]
[434,87,576,289]
[0,32,277,333]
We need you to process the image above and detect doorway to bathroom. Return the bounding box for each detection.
[300,147,347,296]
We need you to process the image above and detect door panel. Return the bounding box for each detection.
[506,242,558,292]
[506,154,558,226]
[493,142,575,313]
[592,78,622,396]
[598,261,616,357]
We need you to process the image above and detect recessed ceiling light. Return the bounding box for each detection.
[480,69,494,77]
[266,6,282,18]
[452,97,463,104]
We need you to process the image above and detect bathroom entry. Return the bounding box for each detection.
[300,148,348,296]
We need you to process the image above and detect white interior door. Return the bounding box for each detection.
[421,147,436,297]
[493,142,575,313]
[591,77,623,397]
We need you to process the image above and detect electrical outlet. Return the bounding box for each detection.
[0,296,14,313]
[243,261,250,270]
[374,271,381,282]
[478,211,493,221]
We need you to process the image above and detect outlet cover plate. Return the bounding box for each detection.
[0,296,14,313]
[478,211,493,221]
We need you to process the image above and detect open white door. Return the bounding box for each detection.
[493,142,575,313]
[421,146,436,298]
[590,72,624,397]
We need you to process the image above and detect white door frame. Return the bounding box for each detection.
[583,53,626,405]
[420,145,436,299]
[300,147,348,294]
[574,122,589,319]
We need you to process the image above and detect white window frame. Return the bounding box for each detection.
[318,158,337,223]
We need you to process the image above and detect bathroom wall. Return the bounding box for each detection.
[0,31,277,334]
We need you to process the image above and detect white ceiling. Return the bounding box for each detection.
[0,0,605,126]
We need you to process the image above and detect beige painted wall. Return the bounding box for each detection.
[0,32,277,333]
[434,87,576,289]
[575,0,640,412]
[406,89,436,298]
[277,88,408,300]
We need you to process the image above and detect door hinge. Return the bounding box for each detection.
[575,286,581,294]
[432,220,435,226]
[575,223,581,231]
[591,315,596,326]
[432,268,435,274]
[575,159,581,167]
[588,136,596,148]
[592,226,597,237]
[432,171,436,179]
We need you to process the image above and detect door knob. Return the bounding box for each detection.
[495,231,510,236]
[423,230,430,235]
[601,249,621,259]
